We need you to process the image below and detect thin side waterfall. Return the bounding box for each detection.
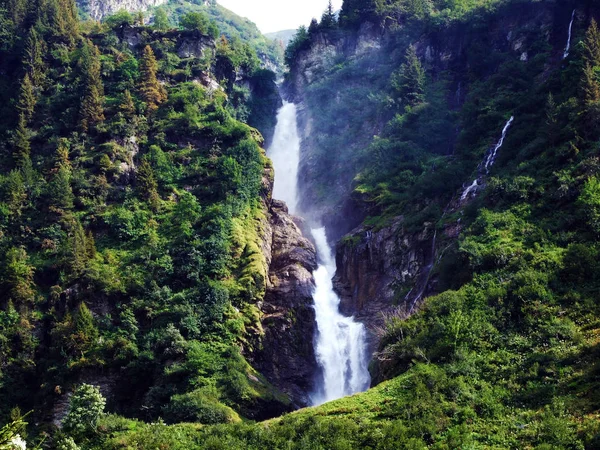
[310,228,371,405]
[269,102,301,213]
[483,116,514,173]
[268,101,371,406]
[461,116,514,201]
[564,9,576,59]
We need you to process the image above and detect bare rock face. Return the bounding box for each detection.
[334,218,435,329]
[84,0,168,21]
[252,199,318,407]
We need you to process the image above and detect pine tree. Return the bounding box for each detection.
[85,230,96,259]
[23,27,46,88]
[321,0,337,29]
[65,217,88,276]
[55,138,71,168]
[581,20,600,134]
[119,89,136,119]
[4,247,36,306]
[137,159,160,210]
[584,19,600,67]
[308,18,319,35]
[13,114,31,167]
[392,45,426,108]
[8,0,27,28]
[45,0,79,43]
[79,40,105,132]
[48,140,74,211]
[545,93,559,146]
[17,73,36,125]
[135,11,144,26]
[140,45,167,115]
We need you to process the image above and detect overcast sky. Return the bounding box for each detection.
[217,0,344,34]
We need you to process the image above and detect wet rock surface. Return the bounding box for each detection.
[251,164,318,407]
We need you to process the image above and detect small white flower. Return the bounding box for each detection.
[9,434,27,450]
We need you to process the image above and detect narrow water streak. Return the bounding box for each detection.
[268,102,301,214]
[461,116,514,201]
[564,10,576,60]
[310,228,371,406]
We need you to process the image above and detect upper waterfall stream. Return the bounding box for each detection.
[268,101,371,406]
[269,102,301,213]
[564,10,576,59]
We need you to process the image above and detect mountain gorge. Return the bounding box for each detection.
[1,0,600,448]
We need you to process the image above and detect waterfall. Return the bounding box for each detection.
[461,116,514,201]
[483,116,514,173]
[268,102,371,406]
[310,228,371,405]
[269,102,301,213]
[564,10,576,59]
[460,179,478,201]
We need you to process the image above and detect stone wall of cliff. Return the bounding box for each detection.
[81,0,168,20]
[287,1,577,349]
[248,162,318,408]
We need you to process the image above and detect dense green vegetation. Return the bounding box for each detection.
[0,0,286,445]
[2,0,600,448]
[146,0,284,73]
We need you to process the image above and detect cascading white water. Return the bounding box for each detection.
[460,179,478,201]
[483,116,514,173]
[310,228,371,405]
[461,116,514,200]
[269,102,301,213]
[564,10,576,59]
[268,101,371,405]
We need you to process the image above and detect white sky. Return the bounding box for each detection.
[217,0,344,34]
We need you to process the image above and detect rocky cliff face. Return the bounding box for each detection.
[288,1,575,339]
[82,0,168,20]
[333,219,434,326]
[250,166,318,408]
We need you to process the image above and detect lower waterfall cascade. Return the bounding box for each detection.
[268,101,371,406]
[310,228,371,405]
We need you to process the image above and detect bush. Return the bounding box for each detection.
[62,384,106,437]
[163,387,238,424]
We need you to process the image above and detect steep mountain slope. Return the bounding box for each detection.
[83,0,600,448]
[0,0,319,441]
[2,0,600,448]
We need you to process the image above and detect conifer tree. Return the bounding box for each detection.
[79,40,105,132]
[48,140,74,211]
[140,45,167,115]
[55,138,71,168]
[308,18,319,35]
[321,0,337,29]
[5,170,26,218]
[85,230,96,260]
[581,20,600,132]
[119,89,136,119]
[8,0,27,28]
[13,114,31,167]
[23,27,46,88]
[392,45,426,108]
[137,159,160,210]
[3,247,36,306]
[584,19,600,67]
[17,73,36,125]
[135,11,144,26]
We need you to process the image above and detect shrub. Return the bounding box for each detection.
[62,384,106,437]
